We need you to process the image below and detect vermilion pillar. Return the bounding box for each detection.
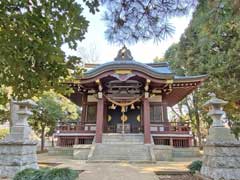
[81,93,87,124]
[95,98,104,143]
[143,98,151,144]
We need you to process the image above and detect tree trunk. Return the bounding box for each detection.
[185,97,197,146]
[193,94,202,148]
[192,131,197,147]
[41,125,45,152]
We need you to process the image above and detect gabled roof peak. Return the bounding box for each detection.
[114,46,133,61]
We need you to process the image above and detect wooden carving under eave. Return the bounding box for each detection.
[137,115,141,122]
[108,115,112,122]
[115,70,132,75]
[110,73,135,81]
[121,114,128,122]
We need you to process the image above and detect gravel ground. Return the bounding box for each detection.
[158,174,198,180]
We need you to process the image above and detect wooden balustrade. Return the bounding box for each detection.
[56,122,190,134]
[57,136,94,147]
[153,136,191,148]
[56,123,96,133]
[150,122,190,134]
[173,139,190,148]
[104,124,143,133]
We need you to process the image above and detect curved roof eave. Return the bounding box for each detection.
[173,74,208,82]
[83,61,174,80]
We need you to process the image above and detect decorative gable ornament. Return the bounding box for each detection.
[114,46,133,61]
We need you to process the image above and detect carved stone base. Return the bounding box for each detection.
[200,128,240,180]
[0,143,38,178]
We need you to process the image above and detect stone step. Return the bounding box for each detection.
[89,144,153,162]
[102,134,144,144]
[87,160,156,164]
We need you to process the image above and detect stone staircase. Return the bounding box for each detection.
[87,134,155,163]
[102,133,144,144]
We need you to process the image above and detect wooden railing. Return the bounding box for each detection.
[56,123,96,133]
[56,121,190,134]
[153,136,191,148]
[104,124,143,133]
[150,122,191,134]
[57,136,94,147]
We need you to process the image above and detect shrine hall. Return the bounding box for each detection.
[55,46,207,148]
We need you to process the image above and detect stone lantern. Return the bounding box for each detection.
[0,100,39,178]
[204,93,227,127]
[200,93,240,180]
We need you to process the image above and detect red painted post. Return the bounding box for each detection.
[74,137,78,145]
[170,138,173,146]
[95,98,104,143]
[143,98,151,144]
[81,93,87,124]
[188,137,193,147]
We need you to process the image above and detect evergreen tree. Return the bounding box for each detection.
[163,0,240,139]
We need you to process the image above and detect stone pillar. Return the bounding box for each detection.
[10,100,19,131]
[0,100,39,178]
[143,98,151,144]
[200,93,240,180]
[95,98,104,143]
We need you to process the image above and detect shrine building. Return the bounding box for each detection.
[55,46,207,149]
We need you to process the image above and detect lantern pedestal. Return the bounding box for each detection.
[0,100,39,178]
[200,94,240,180]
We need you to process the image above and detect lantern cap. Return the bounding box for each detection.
[203,93,228,108]
[14,99,37,107]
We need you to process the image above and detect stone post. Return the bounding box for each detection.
[0,100,39,178]
[10,99,19,131]
[200,93,240,180]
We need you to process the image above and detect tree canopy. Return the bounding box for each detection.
[0,0,93,99]
[29,91,80,150]
[162,0,240,138]
[102,0,197,44]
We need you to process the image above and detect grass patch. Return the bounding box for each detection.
[14,168,79,180]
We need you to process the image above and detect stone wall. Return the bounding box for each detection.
[173,147,201,158]
[73,145,92,160]
[48,147,74,156]
[153,145,201,161]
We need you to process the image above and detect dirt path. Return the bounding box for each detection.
[37,153,200,180]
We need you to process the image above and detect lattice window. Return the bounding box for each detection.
[150,104,163,123]
[86,104,97,123]
[77,136,94,144]
[153,137,170,145]
[173,139,189,148]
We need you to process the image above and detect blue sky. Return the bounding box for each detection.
[62,5,192,64]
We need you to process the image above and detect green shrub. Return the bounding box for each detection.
[42,168,79,180]
[0,128,9,140]
[14,168,79,180]
[13,168,38,180]
[30,168,49,180]
[187,160,202,174]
